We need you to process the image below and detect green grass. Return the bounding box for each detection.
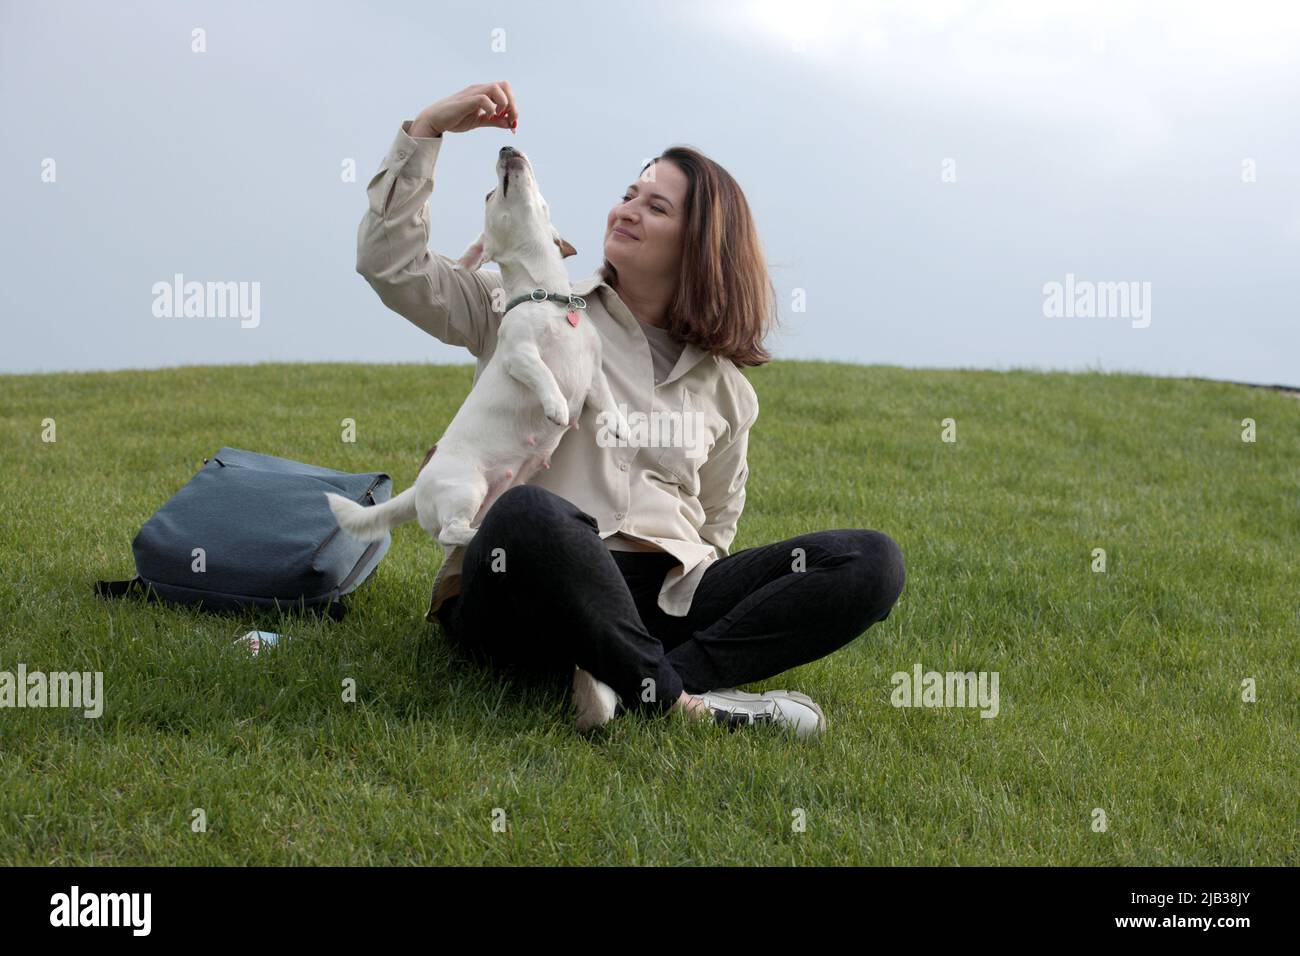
[1,361,1296,865]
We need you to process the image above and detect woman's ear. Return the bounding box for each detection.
[454,233,494,271]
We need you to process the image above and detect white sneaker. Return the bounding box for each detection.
[694,687,827,739]
[572,666,622,733]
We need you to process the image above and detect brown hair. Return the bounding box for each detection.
[598,146,778,368]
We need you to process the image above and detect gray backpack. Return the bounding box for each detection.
[95,447,392,621]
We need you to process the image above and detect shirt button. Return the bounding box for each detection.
[614,512,624,520]
[396,150,407,159]
[619,461,629,471]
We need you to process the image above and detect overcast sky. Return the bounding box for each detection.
[3,0,1297,384]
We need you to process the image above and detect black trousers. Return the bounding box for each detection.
[436,485,906,716]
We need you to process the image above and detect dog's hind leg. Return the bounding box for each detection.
[466,463,530,528]
[438,520,478,548]
[421,472,489,549]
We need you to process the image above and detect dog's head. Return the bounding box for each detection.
[454,146,577,272]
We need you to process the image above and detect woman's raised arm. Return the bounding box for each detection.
[355,83,518,357]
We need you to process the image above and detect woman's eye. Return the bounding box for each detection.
[626,192,670,213]
[620,194,666,214]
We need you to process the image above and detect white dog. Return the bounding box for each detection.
[327,144,628,732]
[326,144,629,548]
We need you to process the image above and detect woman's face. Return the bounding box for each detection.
[604,158,688,283]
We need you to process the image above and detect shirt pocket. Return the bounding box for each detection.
[653,387,720,499]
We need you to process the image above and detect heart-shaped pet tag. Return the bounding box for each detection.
[567,310,580,327]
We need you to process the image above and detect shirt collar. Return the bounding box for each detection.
[572,272,717,387]
[570,273,607,297]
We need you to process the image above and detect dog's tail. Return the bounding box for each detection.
[325,485,418,542]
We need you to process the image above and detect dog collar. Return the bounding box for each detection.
[502,289,587,327]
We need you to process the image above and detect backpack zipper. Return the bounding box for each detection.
[335,537,385,595]
[329,475,389,600]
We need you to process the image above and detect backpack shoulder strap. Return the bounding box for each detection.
[94,577,145,599]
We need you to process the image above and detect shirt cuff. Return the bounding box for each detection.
[380,120,443,181]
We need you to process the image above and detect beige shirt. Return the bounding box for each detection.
[639,318,687,386]
[356,122,760,619]
[605,316,688,554]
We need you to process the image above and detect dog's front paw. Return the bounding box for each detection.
[612,412,632,443]
[543,398,570,428]
[597,409,631,443]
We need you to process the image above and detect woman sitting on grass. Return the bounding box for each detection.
[357,81,906,738]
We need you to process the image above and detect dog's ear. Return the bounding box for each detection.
[454,233,494,271]
[552,229,577,259]
[419,442,437,473]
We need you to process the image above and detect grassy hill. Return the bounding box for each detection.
[1,361,1296,864]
